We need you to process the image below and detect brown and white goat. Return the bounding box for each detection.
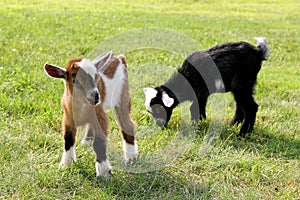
[44,51,138,179]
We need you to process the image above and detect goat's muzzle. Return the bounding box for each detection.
[155,118,167,128]
[87,88,101,106]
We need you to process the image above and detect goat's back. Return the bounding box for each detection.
[179,41,266,93]
[98,55,128,110]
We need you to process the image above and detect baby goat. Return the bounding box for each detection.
[144,38,269,137]
[45,51,138,179]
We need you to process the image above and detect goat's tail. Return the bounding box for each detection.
[254,37,270,60]
[118,54,127,68]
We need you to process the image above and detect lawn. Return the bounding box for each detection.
[0,0,299,199]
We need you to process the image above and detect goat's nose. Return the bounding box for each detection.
[95,92,100,101]
[87,88,100,105]
[156,118,167,127]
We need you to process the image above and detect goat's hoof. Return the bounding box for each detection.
[123,141,138,165]
[191,120,200,126]
[95,170,112,181]
[95,160,112,181]
[59,155,76,167]
[59,159,74,167]
[230,120,242,126]
[230,121,236,126]
[124,154,138,165]
[60,150,76,166]
[237,132,247,139]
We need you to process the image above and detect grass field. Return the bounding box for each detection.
[0,0,299,199]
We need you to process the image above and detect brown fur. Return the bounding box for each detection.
[103,58,120,79]
[66,58,82,78]
[115,79,136,145]
[98,76,106,104]
[118,54,127,68]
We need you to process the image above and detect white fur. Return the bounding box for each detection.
[95,160,112,179]
[60,146,76,166]
[162,92,174,107]
[215,79,225,92]
[254,37,266,46]
[143,88,158,112]
[76,59,97,80]
[101,64,126,110]
[254,37,269,60]
[122,140,138,164]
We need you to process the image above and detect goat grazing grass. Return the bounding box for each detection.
[0,0,299,199]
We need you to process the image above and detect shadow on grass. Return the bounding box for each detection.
[64,150,212,199]
[95,170,211,199]
[219,124,300,160]
[64,121,299,199]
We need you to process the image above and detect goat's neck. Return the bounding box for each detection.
[163,71,192,104]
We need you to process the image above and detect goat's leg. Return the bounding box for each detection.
[230,102,245,126]
[240,97,258,136]
[199,97,208,120]
[234,91,258,137]
[115,83,138,165]
[81,124,94,146]
[93,133,111,180]
[93,106,112,180]
[190,97,207,122]
[60,114,77,166]
[190,101,200,122]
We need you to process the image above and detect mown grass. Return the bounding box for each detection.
[0,0,299,199]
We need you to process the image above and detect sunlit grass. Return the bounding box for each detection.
[0,0,299,199]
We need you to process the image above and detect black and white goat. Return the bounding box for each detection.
[144,37,269,137]
[44,51,138,179]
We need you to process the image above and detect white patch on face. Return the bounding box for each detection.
[95,160,112,180]
[76,59,97,80]
[101,63,126,110]
[122,140,138,165]
[215,79,225,92]
[60,146,76,166]
[143,88,158,112]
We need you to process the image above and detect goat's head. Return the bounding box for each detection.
[143,87,176,127]
[44,58,101,106]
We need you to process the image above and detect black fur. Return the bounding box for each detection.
[147,38,269,137]
[64,130,75,151]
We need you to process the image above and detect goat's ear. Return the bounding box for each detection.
[162,92,174,108]
[93,50,113,70]
[44,64,67,79]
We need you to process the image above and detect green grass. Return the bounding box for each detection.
[1,0,299,199]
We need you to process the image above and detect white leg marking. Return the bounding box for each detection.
[60,146,76,166]
[95,160,112,180]
[123,140,138,165]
